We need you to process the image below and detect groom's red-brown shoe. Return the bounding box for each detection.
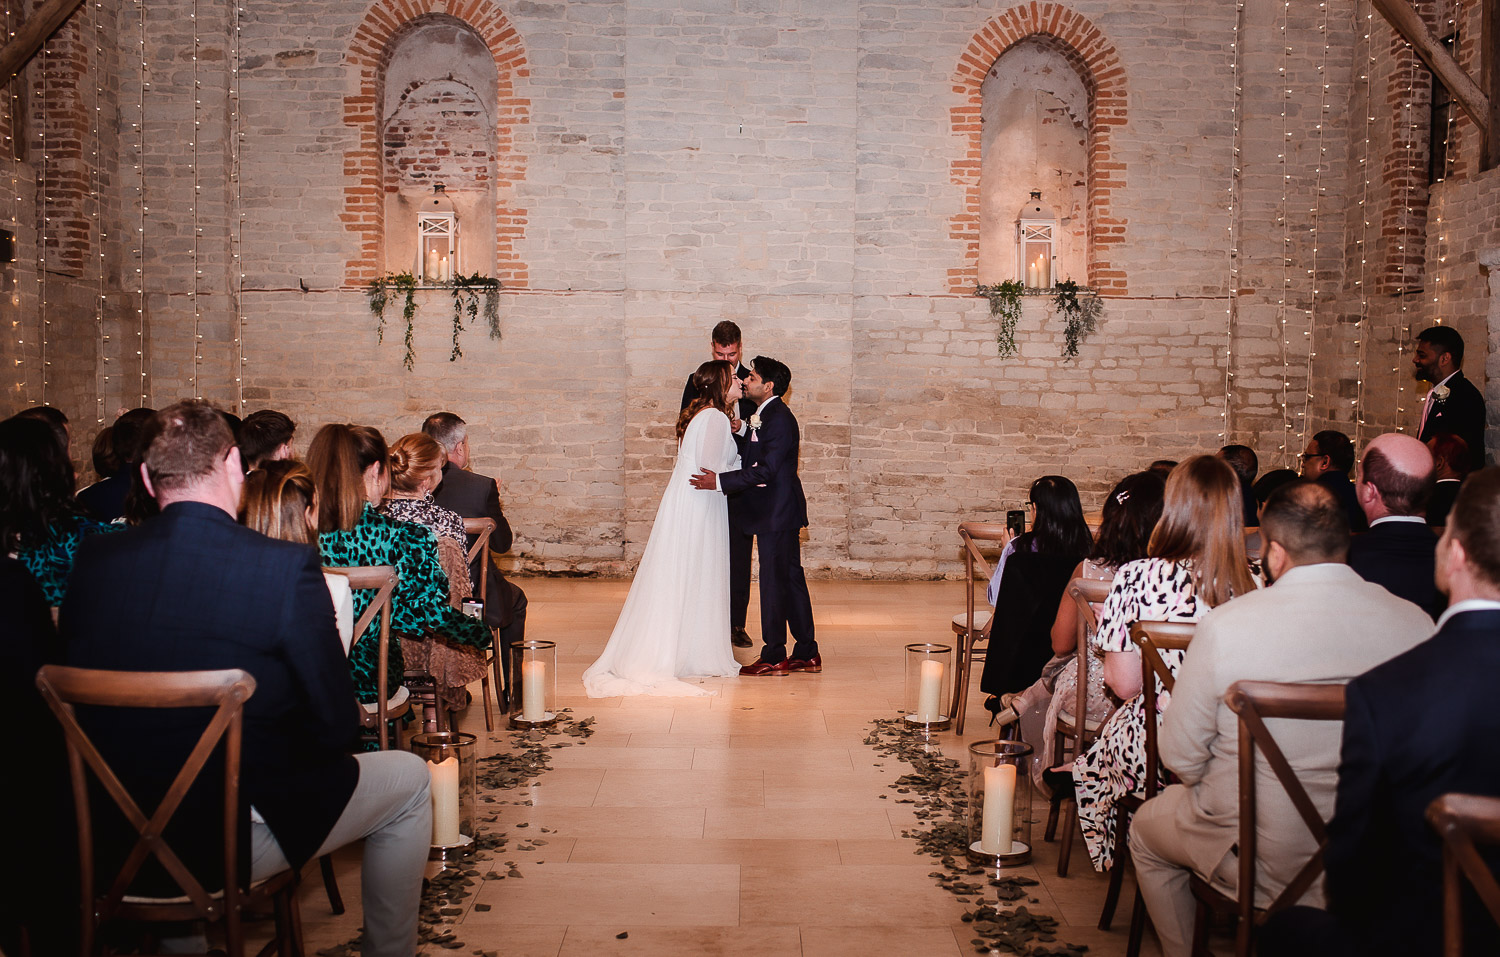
[740,659,793,677]
[784,655,822,674]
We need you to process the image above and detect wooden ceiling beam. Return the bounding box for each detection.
[0,0,87,84]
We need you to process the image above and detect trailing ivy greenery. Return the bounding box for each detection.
[1051,279,1102,358]
[367,273,502,370]
[975,280,1025,358]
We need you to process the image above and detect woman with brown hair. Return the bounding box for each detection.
[583,359,745,697]
[240,460,354,651]
[1070,455,1259,871]
[306,423,489,709]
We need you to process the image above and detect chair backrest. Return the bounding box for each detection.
[463,517,495,600]
[1224,679,1347,956]
[1068,577,1114,748]
[34,665,257,957]
[1129,620,1196,799]
[1243,528,1263,562]
[958,521,1012,641]
[1428,793,1500,957]
[324,565,399,743]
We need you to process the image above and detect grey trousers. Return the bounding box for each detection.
[251,751,432,957]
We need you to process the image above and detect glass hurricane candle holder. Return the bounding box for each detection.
[967,739,1034,867]
[509,638,558,729]
[410,731,477,862]
[904,642,953,732]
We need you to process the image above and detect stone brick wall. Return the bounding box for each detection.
[1,0,1496,576]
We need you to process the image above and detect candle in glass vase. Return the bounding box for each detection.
[522,659,547,721]
[425,248,440,283]
[1038,255,1050,289]
[915,658,944,722]
[980,763,1016,855]
[428,755,460,846]
[1026,261,1039,288]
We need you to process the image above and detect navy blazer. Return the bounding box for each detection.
[1419,370,1486,472]
[720,398,808,533]
[1346,519,1444,619]
[1326,609,1500,956]
[60,502,359,885]
[433,464,524,629]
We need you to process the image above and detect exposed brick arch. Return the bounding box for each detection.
[343,0,530,288]
[950,5,1126,294]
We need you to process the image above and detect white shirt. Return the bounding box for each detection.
[1369,515,1428,527]
[736,394,780,436]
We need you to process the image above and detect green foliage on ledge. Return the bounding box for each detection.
[975,280,1024,358]
[974,280,1104,359]
[367,273,502,370]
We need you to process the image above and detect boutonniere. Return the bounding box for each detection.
[749,414,762,431]
[1431,383,1451,403]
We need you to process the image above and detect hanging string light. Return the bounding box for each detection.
[134,0,148,407]
[1277,0,1293,461]
[93,0,107,426]
[233,1,244,412]
[1394,36,1418,432]
[6,4,23,405]
[1354,3,1375,446]
[1430,0,1461,333]
[191,0,201,400]
[1298,0,1333,446]
[1222,0,1246,442]
[37,43,47,407]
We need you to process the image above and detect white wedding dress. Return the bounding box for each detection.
[582,407,744,697]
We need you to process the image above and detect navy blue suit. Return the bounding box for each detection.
[1419,370,1487,472]
[1346,518,1444,619]
[60,502,359,887]
[719,397,817,663]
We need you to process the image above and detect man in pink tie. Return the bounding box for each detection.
[1414,325,1485,471]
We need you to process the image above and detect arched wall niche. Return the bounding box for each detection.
[978,39,1088,286]
[343,0,530,288]
[950,4,1127,294]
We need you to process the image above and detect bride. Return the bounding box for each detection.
[582,360,746,696]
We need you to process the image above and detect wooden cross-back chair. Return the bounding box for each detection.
[463,517,501,730]
[951,521,1012,734]
[1046,576,1115,878]
[1194,680,1347,957]
[34,665,302,957]
[325,565,407,750]
[1428,792,1500,957]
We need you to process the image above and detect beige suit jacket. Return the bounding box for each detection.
[1157,562,1433,905]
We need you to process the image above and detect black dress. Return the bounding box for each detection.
[978,551,1083,696]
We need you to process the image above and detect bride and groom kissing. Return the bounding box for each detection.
[582,337,820,697]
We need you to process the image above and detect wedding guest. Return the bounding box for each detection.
[1252,467,1299,511]
[77,407,154,522]
[978,475,1092,716]
[15,404,69,458]
[1414,324,1485,471]
[1426,432,1469,527]
[382,432,487,715]
[1070,454,1259,872]
[1149,459,1178,479]
[240,460,354,652]
[1217,444,1259,527]
[1348,433,1442,618]
[307,423,490,708]
[1129,480,1430,957]
[238,409,297,470]
[0,416,120,605]
[90,425,118,482]
[1299,430,1367,532]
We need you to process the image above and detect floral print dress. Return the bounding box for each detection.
[319,503,489,704]
[18,515,123,606]
[1072,557,1209,871]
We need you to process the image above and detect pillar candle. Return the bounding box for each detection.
[1038,255,1050,289]
[915,658,944,722]
[441,255,450,281]
[428,755,460,846]
[522,659,547,721]
[980,763,1016,855]
[425,247,440,283]
[1026,261,1039,288]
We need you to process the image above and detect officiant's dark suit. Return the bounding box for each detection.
[683,362,758,636]
[712,358,819,670]
[1419,370,1486,472]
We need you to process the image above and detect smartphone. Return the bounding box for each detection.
[462,599,484,620]
[1006,509,1026,539]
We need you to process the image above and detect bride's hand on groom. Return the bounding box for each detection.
[689,468,718,490]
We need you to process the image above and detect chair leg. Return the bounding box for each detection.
[1099,813,1132,930]
[1125,887,1148,957]
[1044,790,1061,842]
[480,670,495,732]
[1192,896,1214,957]
[1056,799,1076,878]
[318,854,345,915]
[951,634,970,735]
[494,642,510,715]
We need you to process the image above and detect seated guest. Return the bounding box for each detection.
[1071,455,1259,873]
[1252,467,1299,511]
[978,475,1092,714]
[1261,468,1500,957]
[422,411,528,701]
[240,460,354,651]
[238,409,297,470]
[381,432,488,715]
[1348,432,1443,618]
[1016,470,1164,784]
[15,404,69,459]
[1148,459,1177,479]
[1128,480,1431,957]
[307,423,490,706]
[0,416,120,605]
[60,401,430,957]
[76,407,154,522]
[1217,444,1259,527]
[90,425,118,482]
[1426,432,1469,528]
[1300,429,1367,532]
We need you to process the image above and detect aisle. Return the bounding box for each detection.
[296,578,1162,956]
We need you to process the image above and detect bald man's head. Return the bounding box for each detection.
[1359,432,1435,519]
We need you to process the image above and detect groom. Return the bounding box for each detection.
[690,356,820,676]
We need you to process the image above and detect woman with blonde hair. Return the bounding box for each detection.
[1069,454,1259,871]
[306,423,489,711]
[240,460,354,652]
[583,359,745,696]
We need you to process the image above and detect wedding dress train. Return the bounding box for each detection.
[582,407,743,697]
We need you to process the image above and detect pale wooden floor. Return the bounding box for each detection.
[285,578,1174,956]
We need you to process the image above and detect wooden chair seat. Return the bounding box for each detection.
[952,609,993,634]
[358,684,411,714]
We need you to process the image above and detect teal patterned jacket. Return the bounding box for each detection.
[19,515,124,606]
[319,504,491,703]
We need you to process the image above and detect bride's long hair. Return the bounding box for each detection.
[676,359,735,442]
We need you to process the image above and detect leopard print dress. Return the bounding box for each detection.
[319,503,490,703]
